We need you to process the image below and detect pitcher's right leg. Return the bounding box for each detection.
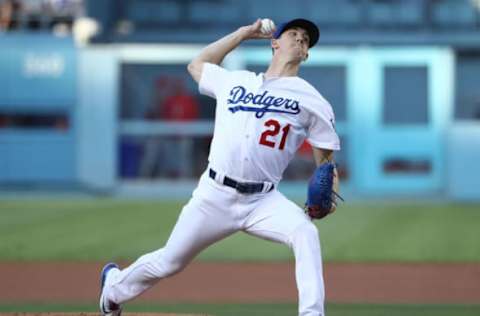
[102,178,238,305]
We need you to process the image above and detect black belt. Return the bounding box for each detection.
[209,169,273,194]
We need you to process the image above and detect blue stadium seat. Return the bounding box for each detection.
[189,0,242,24]
[83,0,480,43]
[368,0,423,27]
[246,0,303,23]
[125,0,181,24]
[431,0,477,27]
[304,0,362,25]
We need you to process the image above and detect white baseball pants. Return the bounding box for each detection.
[103,171,326,316]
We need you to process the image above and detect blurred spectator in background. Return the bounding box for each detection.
[0,0,84,33]
[139,76,199,179]
[45,0,84,35]
[0,0,19,30]
[159,78,199,121]
[20,0,43,29]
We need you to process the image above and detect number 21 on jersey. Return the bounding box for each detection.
[259,119,290,150]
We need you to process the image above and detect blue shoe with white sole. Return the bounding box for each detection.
[99,262,122,316]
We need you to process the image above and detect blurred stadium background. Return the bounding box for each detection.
[1,0,480,200]
[1,0,480,315]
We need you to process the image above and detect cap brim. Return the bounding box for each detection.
[274,18,320,48]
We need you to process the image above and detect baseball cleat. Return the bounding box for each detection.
[99,262,122,316]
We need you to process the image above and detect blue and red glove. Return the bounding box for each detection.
[305,162,344,220]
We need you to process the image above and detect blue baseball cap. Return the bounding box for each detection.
[273,18,320,48]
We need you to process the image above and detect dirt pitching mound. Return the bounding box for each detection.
[2,262,480,304]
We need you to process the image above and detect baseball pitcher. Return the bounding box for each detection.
[100,18,341,316]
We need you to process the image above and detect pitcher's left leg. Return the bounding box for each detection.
[290,221,325,316]
[243,190,325,316]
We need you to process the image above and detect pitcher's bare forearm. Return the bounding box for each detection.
[188,19,270,82]
[312,147,333,167]
[198,29,245,64]
[312,147,340,201]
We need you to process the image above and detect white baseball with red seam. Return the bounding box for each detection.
[260,18,275,35]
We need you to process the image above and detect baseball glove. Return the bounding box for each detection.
[305,162,344,220]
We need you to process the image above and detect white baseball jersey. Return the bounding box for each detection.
[102,61,340,316]
[199,62,340,184]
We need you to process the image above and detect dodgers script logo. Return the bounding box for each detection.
[227,86,301,118]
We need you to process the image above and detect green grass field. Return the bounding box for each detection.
[1,302,480,316]
[0,199,479,262]
[1,199,479,314]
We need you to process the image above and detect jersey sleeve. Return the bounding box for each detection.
[198,63,230,99]
[306,103,341,151]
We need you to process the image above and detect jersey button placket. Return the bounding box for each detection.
[241,83,262,176]
[238,113,249,175]
[244,127,252,161]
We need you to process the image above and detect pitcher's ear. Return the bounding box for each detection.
[271,39,279,50]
